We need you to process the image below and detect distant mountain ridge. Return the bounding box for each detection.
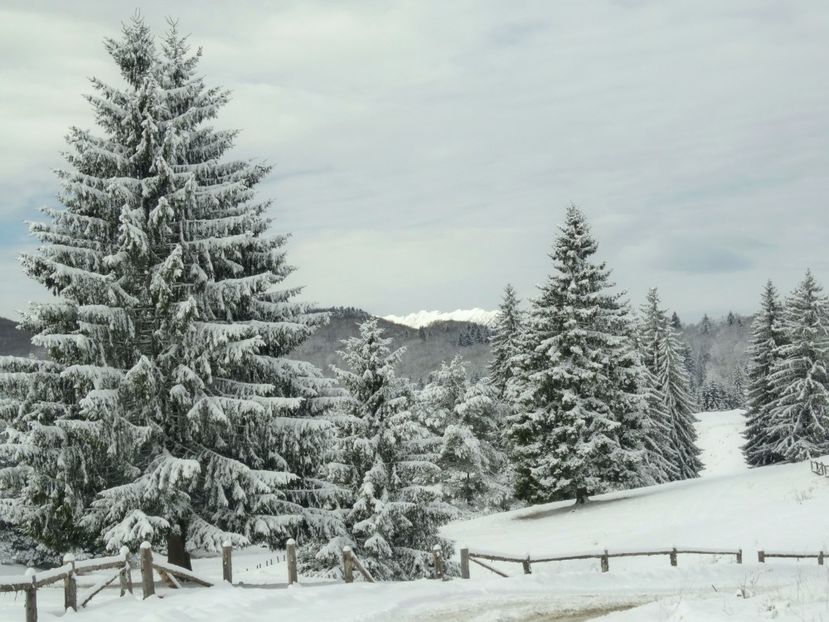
[0,309,494,382]
[0,317,40,358]
[383,308,499,329]
[0,309,753,396]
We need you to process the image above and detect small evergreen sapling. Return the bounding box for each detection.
[488,284,525,398]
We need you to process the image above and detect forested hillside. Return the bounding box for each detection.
[675,311,752,409]
[293,307,492,384]
[0,308,753,392]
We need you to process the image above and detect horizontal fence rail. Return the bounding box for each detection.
[758,550,825,565]
[460,546,743,577]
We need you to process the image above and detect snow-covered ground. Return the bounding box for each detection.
[3,410,829,621]
[696,409,749,477]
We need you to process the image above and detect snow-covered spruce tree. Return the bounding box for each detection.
[731,364,748,408]
[488,284,525,398]
[638,288,703,480]
[604,298,676,488]
[765,271,829,462]
[417,356,468,438]
[439,379,510,510]
[0,356,96,553]
[507,206,646,505]
[317,319,453,580]
[416,356,509,509]
[637,367,680,484]
[0,18,342,565]
[743,281,787,466]
[658,325,704,478]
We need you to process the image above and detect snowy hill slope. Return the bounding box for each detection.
[5,411,829,622]
[696,409,748,477]
[383,308,499,328]
[443,409,828,569]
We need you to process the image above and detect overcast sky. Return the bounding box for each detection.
[1,1,827,322]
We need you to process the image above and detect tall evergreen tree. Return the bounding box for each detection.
[488,284,525,397]
[659,326,703,478]
[639,288,703,480]
[637,367,681,483]
[743,281,787,466]
[320,319,452,580]
[508,206,643,505]
[0,18,339,564]
[766,271,829,462]
[606,301,676,488]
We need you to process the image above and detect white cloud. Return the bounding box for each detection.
[0,0,828,320]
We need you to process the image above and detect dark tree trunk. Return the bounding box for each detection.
[167,529,192,570]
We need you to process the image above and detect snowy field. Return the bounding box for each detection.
[3,409,829,621]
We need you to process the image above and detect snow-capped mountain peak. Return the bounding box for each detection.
[382,308,499,329]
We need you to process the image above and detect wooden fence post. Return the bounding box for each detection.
[736,549,743,564]
[286,539,298,585]
[119,546,133,596]
[140,541,155,599]
[600,550,609,573]
[460,548,470,579]
[819,551,825,566]
[758,550,765,563]
[343,547,354,583]
[522,555,532,575]
[62,553,77,611]
[432,545,444,580]
[25,568,37,622]
[222,541,233,584]
[669,548,677,567]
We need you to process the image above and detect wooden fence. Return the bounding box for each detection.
[342,547,375,583]
[0,548,133,622]
[810,459,829,477]
[459,546,743,578]
[0,538,384,620]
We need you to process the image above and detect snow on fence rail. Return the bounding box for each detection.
[459,546,744,577]
[0,548,132,622]
[758,550,825,565]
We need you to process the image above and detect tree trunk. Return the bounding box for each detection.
[167,529,191,570]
